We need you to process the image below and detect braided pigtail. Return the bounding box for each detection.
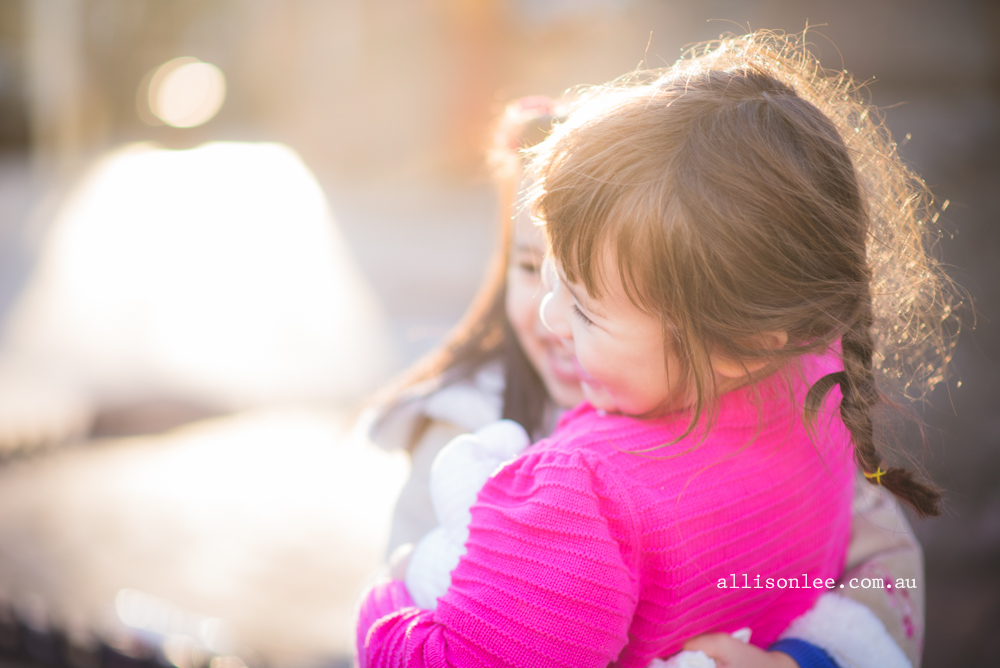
[817,297,943,517]
[532,31,956,517]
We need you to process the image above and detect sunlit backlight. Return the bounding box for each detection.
[0,142,392,407]
[144,57,226,128]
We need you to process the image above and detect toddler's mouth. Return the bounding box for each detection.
[546,347,579,383]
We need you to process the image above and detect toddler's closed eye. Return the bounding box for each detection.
[572,304,594,326]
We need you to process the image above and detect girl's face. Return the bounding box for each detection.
[505,198,586,410]
[539,253,690,416]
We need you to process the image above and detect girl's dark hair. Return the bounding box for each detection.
[529,31,957,517]
[371,97,564,440]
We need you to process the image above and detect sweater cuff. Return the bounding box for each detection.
[769,639,839,668]
[356,578,416,664]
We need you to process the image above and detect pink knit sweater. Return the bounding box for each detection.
[357,356,855,667]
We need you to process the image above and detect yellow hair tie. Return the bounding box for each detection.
[864,467,886,485]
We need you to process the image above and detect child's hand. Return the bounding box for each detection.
[683,634,798,668]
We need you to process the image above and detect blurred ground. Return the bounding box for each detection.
[0,408,407,666]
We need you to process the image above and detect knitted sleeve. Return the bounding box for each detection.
[357,449,641,668]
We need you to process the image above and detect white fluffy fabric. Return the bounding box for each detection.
[648,628,751,668]
[780,593,912,668]
[405,419,530,609]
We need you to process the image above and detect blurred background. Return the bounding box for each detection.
[0,0,997,667]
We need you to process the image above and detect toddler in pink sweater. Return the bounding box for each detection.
[357,32,950,667]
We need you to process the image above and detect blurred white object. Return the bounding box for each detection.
[650,628,752,668]
[779,594,911,668]
[0,142,393,419]
[0,361,92,455]
[650,651,714,668]
[405,419,529,609]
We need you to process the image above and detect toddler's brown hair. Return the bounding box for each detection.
[529,31,957,517]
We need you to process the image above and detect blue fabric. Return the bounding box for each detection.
[769,638,840,668]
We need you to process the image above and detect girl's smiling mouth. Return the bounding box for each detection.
[545,344,579,384]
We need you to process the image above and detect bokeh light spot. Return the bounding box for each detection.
[146,58,226,128]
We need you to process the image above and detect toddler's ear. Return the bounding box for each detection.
[710,331,788,379]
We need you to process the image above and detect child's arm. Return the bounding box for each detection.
[684,609,906,668]
[356,449,639,668]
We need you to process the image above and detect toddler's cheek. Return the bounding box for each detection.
[572,355,599,383]
[580,379,614,412]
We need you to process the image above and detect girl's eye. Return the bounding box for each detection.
[517,260,540,275]
[572,303,593,326]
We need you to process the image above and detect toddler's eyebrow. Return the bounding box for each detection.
[563,279,604,319]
